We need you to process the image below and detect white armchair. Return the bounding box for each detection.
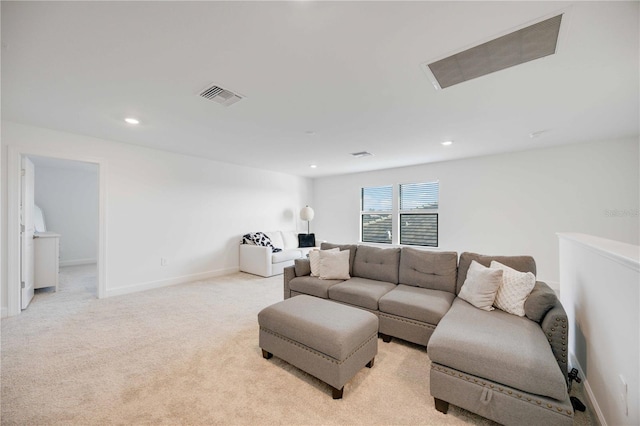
[239,231,316,277]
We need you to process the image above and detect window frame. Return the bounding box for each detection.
[359,181,439,247]
[398,181,439,247]
[360,185,393,244]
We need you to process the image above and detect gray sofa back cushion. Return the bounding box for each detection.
[524,281,558,322]
[456,252,536,295]
[399,248,458,293]
[294,258,311,277]
[352,245,401,284]
[320,243,358,275]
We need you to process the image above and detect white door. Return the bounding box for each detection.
[20,157,35,309]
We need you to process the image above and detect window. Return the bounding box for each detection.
[361,185,392,243]
[400,182,439,247]
[360,181,439,247]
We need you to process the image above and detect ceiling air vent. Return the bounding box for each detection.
[422,14,564,90]
[198,84,243,107]
[351,151,373,158]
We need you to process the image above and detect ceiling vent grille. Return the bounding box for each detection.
[198,84,243,107]
[351,151,373,158]
[422,14,563,90]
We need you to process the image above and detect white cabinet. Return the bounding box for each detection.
[34,232,60,290]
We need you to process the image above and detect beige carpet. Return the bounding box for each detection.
[1,266,596,425]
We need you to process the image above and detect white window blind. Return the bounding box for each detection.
[361,185,392,244]
[399,181,439,247]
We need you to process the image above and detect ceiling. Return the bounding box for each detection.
[2,1,638,178]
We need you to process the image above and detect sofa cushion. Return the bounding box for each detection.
[264,231,285,250]
[272,249,302,263]
[379,285,455,325]
[399,248,458,293]
[456,252,536,295]
[491,260,536,317]
[352,245,401,284]
[328,277,396,310]
[289,276,345,299]
[321,243,358,275]
[427,297,567,401]
[281,231,299,250]
[310,248,339,276]
[458,260,503,311]
[294,258,311,276]
[319,250,351,280]
[525,281,558,322]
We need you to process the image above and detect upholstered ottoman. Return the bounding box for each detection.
[258,295,378,399]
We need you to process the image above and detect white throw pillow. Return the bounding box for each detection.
[491,261,536,317]
[309,248,339,277]
[319,250,350,280]
[458,260,503,311]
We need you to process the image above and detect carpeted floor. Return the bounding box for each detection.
[1,266,597,425]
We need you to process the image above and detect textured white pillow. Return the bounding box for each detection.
[458,260,503,311]
[491,261,536,317]
[319,250,350,280]
[309,248,339,277]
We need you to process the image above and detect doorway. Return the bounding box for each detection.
[6,146,107,317]
[23,155,99,309]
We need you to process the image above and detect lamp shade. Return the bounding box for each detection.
[300,206,315,221]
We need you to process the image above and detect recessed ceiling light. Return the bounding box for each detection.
[310,164,317,169]
[441,141,453,146]
[124,117,140,125]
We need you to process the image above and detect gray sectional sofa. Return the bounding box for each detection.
[283,243,573,425]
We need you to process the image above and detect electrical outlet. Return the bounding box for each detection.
[160,258,168,266]
[619,374,628,416]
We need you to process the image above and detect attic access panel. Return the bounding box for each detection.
[425,14,563,89]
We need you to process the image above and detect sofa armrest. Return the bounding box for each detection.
[239,244,272,277]
[284,266,295,299]
[540,300,569,381]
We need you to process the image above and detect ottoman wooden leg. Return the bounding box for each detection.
[366,357,375,368]
[332,386,344,399]
[261,349,273,360]
[435,398,449,414]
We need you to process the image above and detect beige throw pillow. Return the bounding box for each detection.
[491,261,536,317]
[458,260,503,311]
[319,250,350,280]
[309,248,339,276]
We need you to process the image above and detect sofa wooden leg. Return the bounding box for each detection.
[261,349,273,360]
[379,333,392,343]
[366,357,375,368]
[332,386,344,399]
[434,398,449,414]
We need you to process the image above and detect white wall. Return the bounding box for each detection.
[313,137,640,286]
[559,233,639,426]
[34,164,98,266]
[1,121,313,311]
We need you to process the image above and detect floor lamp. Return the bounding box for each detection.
[299,206,315,247]
[300,205,314,234]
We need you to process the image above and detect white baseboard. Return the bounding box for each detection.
[105,267,239,298]
[59,258,97,267]
[570,352,607,426]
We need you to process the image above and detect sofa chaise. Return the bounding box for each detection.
[282,243,573,425]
